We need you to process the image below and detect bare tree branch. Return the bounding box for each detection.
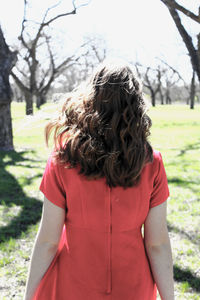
[15,65,29,80]
[42,0,91,27]
[160,1,200,82]
[11,71,29,93]
[19,0,30,50]
[156,57,186,84]
[160,0,200,23]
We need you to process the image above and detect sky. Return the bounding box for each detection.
[0,0,199,82]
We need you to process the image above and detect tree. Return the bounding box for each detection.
[135,60,187,105]
[11,0,89,115]
[135,63,163,106]
[157,59,185,104]
[160,0,200,83]
[0,26,17,151]
[157,57,198,107]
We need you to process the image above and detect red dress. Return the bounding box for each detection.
[34,150,169,300]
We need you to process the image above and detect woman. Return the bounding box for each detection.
[24,60,174,300]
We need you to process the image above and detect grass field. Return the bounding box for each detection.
[0,102,200,299]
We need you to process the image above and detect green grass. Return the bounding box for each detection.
[0,102,200,299]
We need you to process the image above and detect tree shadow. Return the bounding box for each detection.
[168,223,199,246]
[174,265,200,292]
[166,143,200,293]
[166,141,200,172]
[167,176,200,195]
[177,141,200,157]
[168,177,197,186]
[0,150,43,243]
[167,223,200,292]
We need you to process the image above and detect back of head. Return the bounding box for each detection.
[90,59,142,112]
[46,59,153,188]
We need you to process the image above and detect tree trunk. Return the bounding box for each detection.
[0,26,17,151]
[40,95,46,106]
[36,94,46,109]
[159,89,164,104]
[151,91,156,107]
[0,103,13,150]
[25,92,33,115]
[36,96,41,109]
[190,71,195,109]
[165,89,171,104]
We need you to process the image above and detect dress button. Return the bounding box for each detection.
[115,197,119,202]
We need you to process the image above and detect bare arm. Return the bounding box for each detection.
[144,201,174,300]
[23,196,65,300]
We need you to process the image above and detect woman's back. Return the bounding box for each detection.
[34,150,169,299]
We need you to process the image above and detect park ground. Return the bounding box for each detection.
[0,102,200,299]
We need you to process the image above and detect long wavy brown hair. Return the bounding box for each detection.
[45,60,153,188]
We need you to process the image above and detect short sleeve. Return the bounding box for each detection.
[150,152,170,208]
[39,154,66,209]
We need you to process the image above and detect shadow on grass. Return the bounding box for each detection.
[0,150,43,243]
[168,177,200,195]
[168,177,197,186]
[178,141,200,157]
[1,149,200,292]
[168,223,199,246]
[174,265,200,292]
